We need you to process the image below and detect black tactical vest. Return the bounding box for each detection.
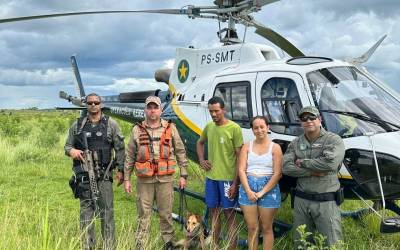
[73,116,112,173]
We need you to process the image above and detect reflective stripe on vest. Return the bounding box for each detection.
[134,121,177,177]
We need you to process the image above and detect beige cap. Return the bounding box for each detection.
[145,96,161,106]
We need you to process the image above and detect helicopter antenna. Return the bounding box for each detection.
[243,24,248,43]
[218,20,222,41]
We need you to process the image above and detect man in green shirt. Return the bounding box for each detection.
[196,96,243,250]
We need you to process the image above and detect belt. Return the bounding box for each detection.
[294,189,336,202]
[78,174,112,183]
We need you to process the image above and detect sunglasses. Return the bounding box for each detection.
[87,101,101,106]
[300,114,318,122]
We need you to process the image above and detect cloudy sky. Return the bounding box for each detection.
[0,0,399,109]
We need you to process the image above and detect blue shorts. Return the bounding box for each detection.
[238,175,281,208]
[205,178,238,209]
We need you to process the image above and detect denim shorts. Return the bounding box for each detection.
[238,175,281,208]
[205,178,238,209]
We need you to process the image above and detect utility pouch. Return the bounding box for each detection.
[335,187,344,206]
[76,182,91,200]
[135,162,154,177]
[69,175,79,199]
[70,174,91,199]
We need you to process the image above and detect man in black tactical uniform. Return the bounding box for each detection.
[65,93,125,250]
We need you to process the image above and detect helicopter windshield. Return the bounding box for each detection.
[307,66,400,137]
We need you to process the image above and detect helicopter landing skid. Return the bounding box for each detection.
[339,201,400,220]
[340,191,400,233]
[341,207,372,219]
[340,200,400,234]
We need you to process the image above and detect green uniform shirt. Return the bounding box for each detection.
[200,120,243,181]
[283,128,345,193]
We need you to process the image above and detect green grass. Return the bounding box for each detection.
[1,110,400,249]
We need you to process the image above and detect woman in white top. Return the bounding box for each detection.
[238,116,283,250]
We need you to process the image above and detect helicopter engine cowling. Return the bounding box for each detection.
[155,68,172,85]
[118,90,162,103]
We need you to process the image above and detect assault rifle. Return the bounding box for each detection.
[81,132,101,206]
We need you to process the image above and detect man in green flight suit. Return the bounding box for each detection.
[65,93,125,250]
[283,106,345,248]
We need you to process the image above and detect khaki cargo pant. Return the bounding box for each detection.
[293,197,342,249]
[135,181,174,249]
[80,180,115,250]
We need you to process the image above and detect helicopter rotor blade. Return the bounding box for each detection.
[253,0,280,7]
[0,9,192,24]
[0,3,304,58]
[214,0,279,8]
[252,21,304,57]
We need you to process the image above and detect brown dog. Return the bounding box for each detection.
[175,213,207,250]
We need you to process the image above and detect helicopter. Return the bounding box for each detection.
[2,0,400,239]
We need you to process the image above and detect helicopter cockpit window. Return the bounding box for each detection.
[214,82,252,128]
[261,78,302,135]
[307,66,400,137]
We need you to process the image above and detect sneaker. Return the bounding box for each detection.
[164,241,173,250]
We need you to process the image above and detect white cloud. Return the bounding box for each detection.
[0,67,72,86]
[0,0,399,107]
[163,59,175,69]
[0,83,75,109]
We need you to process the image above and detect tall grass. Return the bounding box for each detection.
[1,110,400,249]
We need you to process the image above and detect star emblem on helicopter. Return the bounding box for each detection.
[177,59,189,83]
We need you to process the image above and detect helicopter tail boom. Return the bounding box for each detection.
[71,55,86,99]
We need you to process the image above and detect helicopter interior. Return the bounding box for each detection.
[214,82,253,128]
[261,77,303,135]
[212,76,304,134]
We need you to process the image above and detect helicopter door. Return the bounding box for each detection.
[211,73,256,142]
[255,72,311,145]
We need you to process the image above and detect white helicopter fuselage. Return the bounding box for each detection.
[166,42,400,199]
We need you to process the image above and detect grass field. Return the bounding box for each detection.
[1,110,400,249]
